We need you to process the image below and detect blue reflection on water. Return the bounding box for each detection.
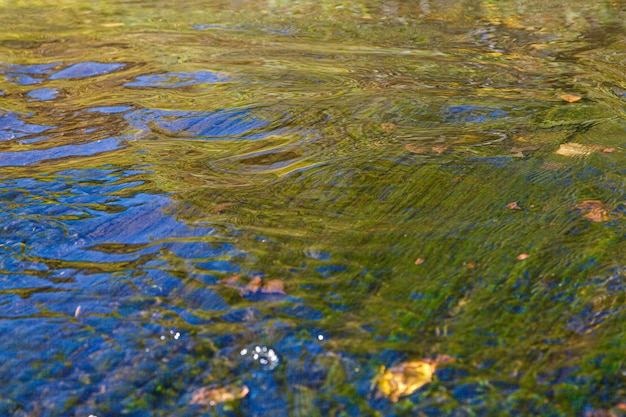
[442,105,508,124]
[49,62,125,80]
[26,87,59,101]
[124,71,227,88]
[0,136,122,166]
[0,109,54,141]
[125,108,275,140]
[0,60,348,416]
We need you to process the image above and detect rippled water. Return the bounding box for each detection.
[1,0,626,415]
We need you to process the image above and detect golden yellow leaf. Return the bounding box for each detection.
[100,23,125,28]
[555,143,594,157]
[190,385,249,406]
[560,94,582,103]
[414,257,425,265]
[375,356,454,402]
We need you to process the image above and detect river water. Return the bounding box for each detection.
[1,0,625,415]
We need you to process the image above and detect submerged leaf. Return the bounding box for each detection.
[375,355,454,402]
[507,201,521,210]
[261,279,286,294]
[576,200,609,222]
[405,144,427,154]
[190,385,249,406]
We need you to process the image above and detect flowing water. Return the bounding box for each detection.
[1,0,626,415]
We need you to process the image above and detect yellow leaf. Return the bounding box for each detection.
[375,356,454,402]
[555,143,594,157]
[100,22,125,28]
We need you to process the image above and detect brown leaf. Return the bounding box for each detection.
[243,276,263,294]
[576,200,608,222]
[221,274,243,287]
[405,144,427,154]
[602,148,616,153]
[560,94,582,103]
[190,385,249,406]
[507,201,521,210]
[213,202,235,214]
[381,123,396,131]
[261,279,286,294]
[517,253,529,260]
[431,145,449,154]
[414,257,425,265]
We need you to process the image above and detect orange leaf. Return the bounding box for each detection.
[431,145,448,154]
[560,94,582,103]
[414,257,425,265]
[507,201,521,210]
[261,279,286,294]
[381,123,396,131]
[602,148,616,153]
[517,253,529,260]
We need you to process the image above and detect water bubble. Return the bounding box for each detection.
[241,344,280,371]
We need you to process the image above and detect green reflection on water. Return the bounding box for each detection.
[1,0,626,415]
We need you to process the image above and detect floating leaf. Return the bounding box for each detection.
[560,93,582,103]
[375,355,454,402]
[555,143,594,157]
[190,385,249,406]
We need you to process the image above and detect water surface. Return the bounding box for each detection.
[1,0,626,415]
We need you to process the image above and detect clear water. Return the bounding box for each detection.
[1,1,626,415]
